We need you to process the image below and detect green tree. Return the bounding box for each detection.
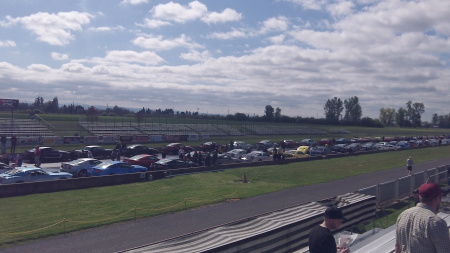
[324,97,343,123]
[265,105,274,121]
[379,108,396,126]
[396,107,409,127]
[406,101,425,127]
[432,113,438,126]
[86,106,99,123]
[343,96,362,122]
[275,107,281,120]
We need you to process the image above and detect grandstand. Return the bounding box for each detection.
[0,118,54,136]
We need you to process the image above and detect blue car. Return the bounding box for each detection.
[87,161,147,176]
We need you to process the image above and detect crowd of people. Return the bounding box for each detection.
[0,134,22,169]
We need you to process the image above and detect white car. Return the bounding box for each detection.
[240,151,272,162]
[233,141,253,150]
[0,167,72,184]
[226,149,247,158]
[60,158,103,177]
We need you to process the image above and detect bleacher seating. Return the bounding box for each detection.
[0,118,54,136]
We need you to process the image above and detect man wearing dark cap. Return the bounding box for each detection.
[308,206,350,253]
[395,183,450,253]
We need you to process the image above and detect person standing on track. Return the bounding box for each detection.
[407,156,413,175]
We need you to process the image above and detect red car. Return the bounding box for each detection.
[282,140,300,148]
[123,154,159,169]
[161,143,194,155]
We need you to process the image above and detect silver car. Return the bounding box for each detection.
[60,158,103,177]
[0,167,72,184]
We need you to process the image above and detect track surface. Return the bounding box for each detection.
[2,157,450,253]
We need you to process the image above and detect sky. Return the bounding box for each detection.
[1,0,449,121]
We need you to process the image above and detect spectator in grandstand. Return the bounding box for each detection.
[308,206,350,253]
[10,135,17,154]
[0,135,6,154]
[406,156,413,175]
[34,145,41,167]
[395,183,450,253]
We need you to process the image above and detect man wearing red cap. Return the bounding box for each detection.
[395,183,450,253]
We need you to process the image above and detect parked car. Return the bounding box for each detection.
[318,138,333,146]
[60,158,103,177]
[0,167,72,184]
[199,142,220,152]
[240,151,271,162]
[161,143,194,155]
[70,145,113,160]
[150,158,199,170]
[360,142,376,151]
[226,149,247,158]
[24,147,71,163]
[283,140,300,148]
[233,141,253,150]
[335,138,350,144]
[296,146,311,154]
[88,161,147,176]
[395,141,410,149]
[122,144,158,157]
[309,146,331,156]
[299,139,316,146]
[256,140,275,151]
[123,154,160,169]
[343,143,361,153]
[284,150,309,159]
[330,144,347,153]
[215,154,242,165]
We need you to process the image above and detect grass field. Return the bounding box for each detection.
[1,145,449,248]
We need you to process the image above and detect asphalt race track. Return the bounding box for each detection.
[3,157,450,253]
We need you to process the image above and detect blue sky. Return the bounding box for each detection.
[1,0,449,121]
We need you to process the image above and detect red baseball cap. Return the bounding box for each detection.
[418,183,442,198]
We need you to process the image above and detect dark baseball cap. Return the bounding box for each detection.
[419,183,442,198]
[324,206,345,220]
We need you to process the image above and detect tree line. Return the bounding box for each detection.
[9,96,450,129]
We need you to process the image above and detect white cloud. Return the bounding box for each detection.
[201,8,242,24]
[269,34,285,44]
[151,1,207,23]
[284,0,329,10]
[208,29,249,40]
[132,34,202,51]
[259,16,289,34]
[180,50,211,62]
[0,40,16,47]
[51,52,69,61]
[138,18,172,28]
[4,12,93,46]
[88,26,125,32]
[104,50,164,65]
[327,1,355,17]
[120,0,149,5]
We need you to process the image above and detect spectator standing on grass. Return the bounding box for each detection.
[308,206,350,253]
[34,145,41,167]
[0,135,6,154]
[395,183,450,253]
[406,156,413,175]
[10,135,17,154]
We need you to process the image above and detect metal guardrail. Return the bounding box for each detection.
[356,165,449,207]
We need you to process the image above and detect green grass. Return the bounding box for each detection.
[1,146,449,248]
